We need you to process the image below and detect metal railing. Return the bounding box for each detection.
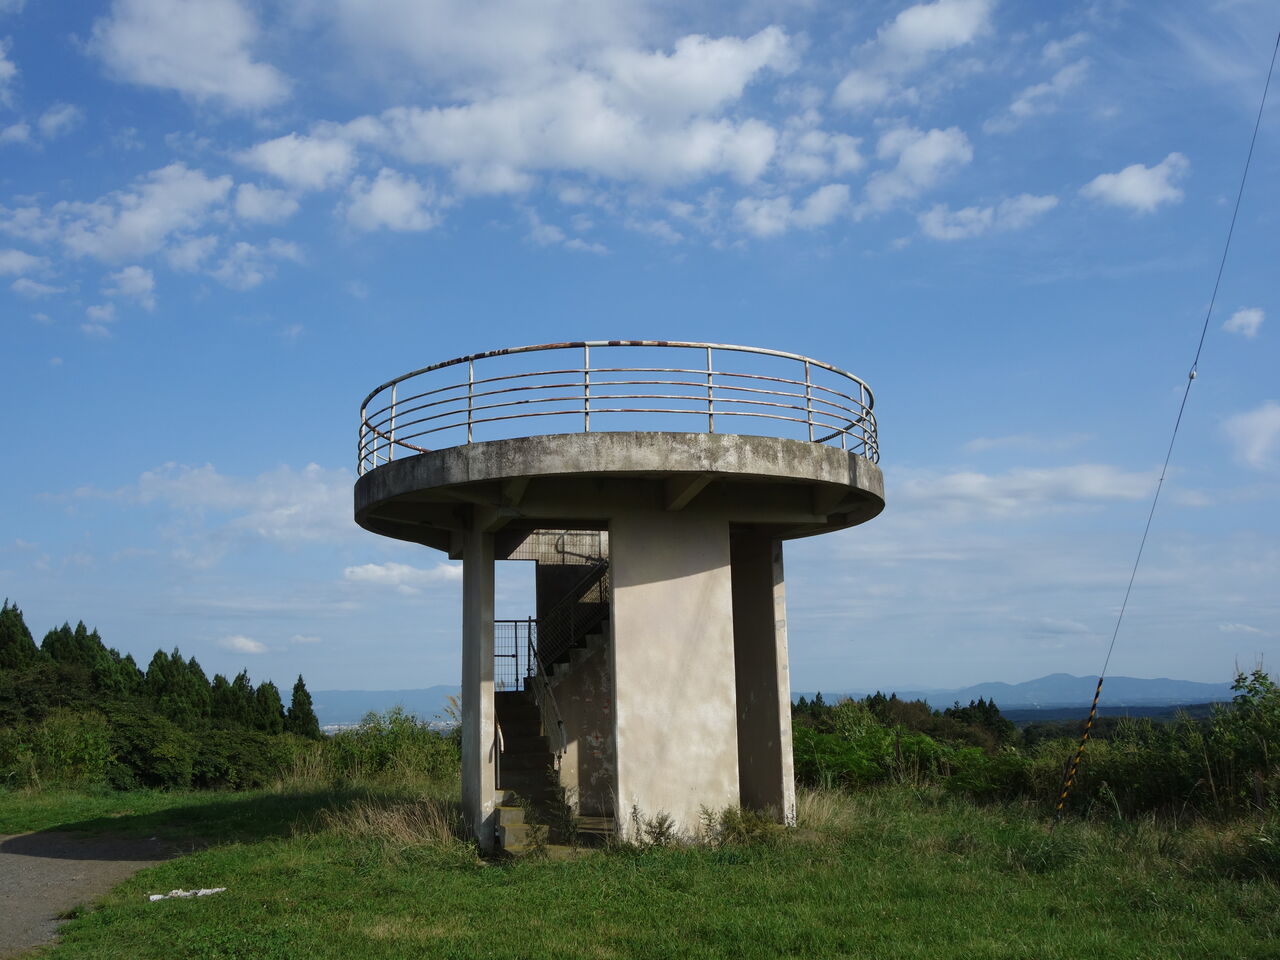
[358,341,878,474]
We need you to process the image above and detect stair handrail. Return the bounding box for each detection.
[536,557,610,667]
[527,633,568,761]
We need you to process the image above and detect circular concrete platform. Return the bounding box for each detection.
[355,431,884,551]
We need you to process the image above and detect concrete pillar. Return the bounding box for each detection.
[609,509,739,837]
[730,534,796,823]
[460,514,496,851]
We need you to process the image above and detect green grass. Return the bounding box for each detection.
[10,785,1279,960]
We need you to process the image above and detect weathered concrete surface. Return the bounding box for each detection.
[610,511,740,837]
[550,637,615,818]
[0,832,176,958]
[731,534,796,822]
[460,517,497,853]
[355,432,884,548]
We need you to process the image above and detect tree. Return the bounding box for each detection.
[285,675,322,739]
[0,600,40,670]
[254,680,285,734]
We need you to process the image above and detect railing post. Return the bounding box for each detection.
[804,361,814,443]
[467,359,474,444]
[389,382,396,461]
[583,343,591,433]
[706,346,714,433]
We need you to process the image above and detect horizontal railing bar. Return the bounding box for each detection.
[357,342,881,473]
[360,341,875,414]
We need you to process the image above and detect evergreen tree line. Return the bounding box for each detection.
[1,600,320,737]
[1,600,325,790]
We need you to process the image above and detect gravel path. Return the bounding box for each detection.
[0,832,177,958]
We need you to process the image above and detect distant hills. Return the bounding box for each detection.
[794,673,1236,710]
[312,685,459,727]
[313,673,1236,727]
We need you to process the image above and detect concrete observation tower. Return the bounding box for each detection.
[354,341,883,851]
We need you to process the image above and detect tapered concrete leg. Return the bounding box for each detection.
[460,516,496,851]
[730,534,796,824]
[610,510,740,837]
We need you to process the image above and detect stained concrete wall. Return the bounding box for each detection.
[551,639,616,817]
[609,510,740,837]
[460,520,496,852]
[730,533,796,822]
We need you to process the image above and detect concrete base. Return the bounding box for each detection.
[610,511,740,837]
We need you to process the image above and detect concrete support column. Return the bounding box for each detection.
[609,510,739,837]
[460,513,496,851]
[730,534,796,823]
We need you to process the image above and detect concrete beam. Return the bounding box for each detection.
[664,473,713,511]
[502,476,531,506]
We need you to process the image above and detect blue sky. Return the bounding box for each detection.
[1,0,1277,695]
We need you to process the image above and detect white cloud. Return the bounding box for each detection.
[340,28,791,191]
[1080,153,1189,214]
[343,560,463,595]
[526,208,607,253]
[777,113,863,181]
[735,183,850,238]
[1218,622,1263,634]
[90,0,289,110]
[598,27,795,121]
[1043,32,1088,63]
[862,126,972,213]
[211,239,301,290]
[311,0,644,94]
[37,103,84,139]
[985,59,1089,133]
[10,277,60,297]
[879,0,993,58]
[22,163,234,262]
[234,183,300,224]
[219,634,267,654]
[104,264,156,309]
[919,193,1058,240]
[832,0,994,111]
[0,247,45,275]
[166,234,217,271]
[0,121,29,144]
[289,634,322,645]
[83,304,117,337]
[1224,307,1263,338]
[898,463,1155,515]
[237,133,357,191]
[1223,401,1280,469]
[0,36,15,107]
[118,461,355,547]
[345,167,440,232]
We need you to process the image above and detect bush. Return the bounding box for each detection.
[327,708,459,786]
[0,710,113,788]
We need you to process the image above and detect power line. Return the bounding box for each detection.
[1054,29,1280,819]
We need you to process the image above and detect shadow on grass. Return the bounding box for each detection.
[0,787,402,860]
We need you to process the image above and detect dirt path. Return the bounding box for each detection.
[0,832,178,958]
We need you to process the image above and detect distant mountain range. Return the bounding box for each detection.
[794,673,1237,710]
[313,673,1236,726]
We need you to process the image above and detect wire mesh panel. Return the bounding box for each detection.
[493,619,535,692]
[358,341,878,473]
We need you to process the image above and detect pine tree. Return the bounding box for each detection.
[0,600,40,670]
[285,675,322,739]
[254,681,285,734]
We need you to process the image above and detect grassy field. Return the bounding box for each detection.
[4,783,1277,960]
